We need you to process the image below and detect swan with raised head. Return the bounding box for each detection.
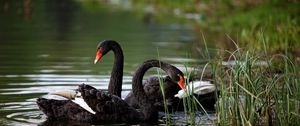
[37,40,126,121]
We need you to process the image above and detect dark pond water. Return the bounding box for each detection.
[0,1,216,125]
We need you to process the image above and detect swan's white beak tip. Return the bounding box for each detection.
[174,90,185,99]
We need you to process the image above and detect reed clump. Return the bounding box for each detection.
[213,49,300,125]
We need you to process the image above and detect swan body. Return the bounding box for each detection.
[124,66,185,110]
[131,59,185,121]
[124,76,182,109]
[51,90,96,114]
[37,40,127,122]
[38,84,143,123]
[76,84,143,123]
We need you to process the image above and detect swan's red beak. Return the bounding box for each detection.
[178,75,186,91]
[94,49,102,64]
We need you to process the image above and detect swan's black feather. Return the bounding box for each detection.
[36,98,94,122]
[125,76,181,111]
[78,84,143,122]
[37,84,143,123]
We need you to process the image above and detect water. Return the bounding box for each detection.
[0,1,215,125]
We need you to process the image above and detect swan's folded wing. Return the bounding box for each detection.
[77,84,100,111]
[78,84,143,122]
[36,98,94,121]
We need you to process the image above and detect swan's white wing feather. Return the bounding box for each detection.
[193,84,216,95]
[48,90,96,114]
[72,97,96,114]
[175,81,216,98]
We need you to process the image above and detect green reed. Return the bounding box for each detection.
[214,43,300,125]
[156,48,173,125]
[180,53,214,125]
[177,34,215,125]
[157,31,299,125]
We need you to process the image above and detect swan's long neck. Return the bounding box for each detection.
[132,60,171,121]
[108,42,124,97]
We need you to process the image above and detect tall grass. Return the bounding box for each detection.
[176,33,300,125]
[156,65,174,125]
[179,63,215,125]
[156,35,299,125]
[156,48,173,125]
[214,43,300,125]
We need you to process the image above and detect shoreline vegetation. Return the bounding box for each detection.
[112,0,300,125]
[128,0,300,55]
[212,47,300,125]
[159,45,300,125]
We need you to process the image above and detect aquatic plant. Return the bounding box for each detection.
[213,39,300,125]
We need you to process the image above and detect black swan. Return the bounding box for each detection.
[130,59,185,121]
[125,70,218,111]
[36,40,125,121]
[37,59,185,123]
[124,69,185,111]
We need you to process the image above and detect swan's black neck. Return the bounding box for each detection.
[132,60,174,121]
[108,42,124,97]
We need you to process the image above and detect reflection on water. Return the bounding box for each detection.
[0,0,215,125]
[0,74,132,96]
